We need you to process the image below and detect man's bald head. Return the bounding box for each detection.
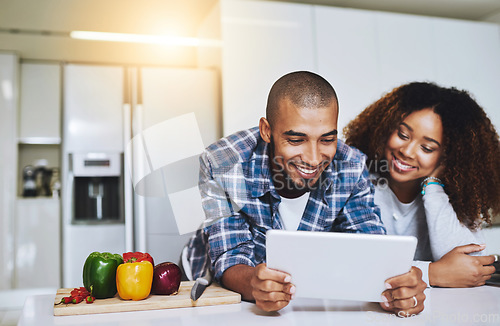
[266,71,338,127]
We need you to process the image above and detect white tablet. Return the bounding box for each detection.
[266,230,417,302]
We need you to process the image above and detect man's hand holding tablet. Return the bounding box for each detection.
[222,263,295,312]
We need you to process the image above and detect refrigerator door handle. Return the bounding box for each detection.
[123,102,134,252]
[132,102,147,253]
[129,67,147,253]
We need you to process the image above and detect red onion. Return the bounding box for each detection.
[151,262,182,295]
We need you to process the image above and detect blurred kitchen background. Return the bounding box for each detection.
[1,0,500,324]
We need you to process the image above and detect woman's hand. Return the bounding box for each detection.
[379,266,427,317]
[428,164,444,179]
[429,244,496,287]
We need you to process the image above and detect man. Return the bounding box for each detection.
[184,71,426,315]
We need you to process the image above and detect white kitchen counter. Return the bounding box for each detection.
[18,286,500,326]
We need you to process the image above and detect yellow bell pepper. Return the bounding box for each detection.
[116,261,153,301]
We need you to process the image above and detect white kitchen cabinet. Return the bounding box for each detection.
[374,12,436,95]
[315,6,380,133]
[17,63,62,198]
[220,0,317,136]
[316,8,439,132]
[432,19,500,131]
[14,198,60,289]
[19,63,61,144]
[14,63,63,291]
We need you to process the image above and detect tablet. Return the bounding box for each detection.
[266,230,417,302]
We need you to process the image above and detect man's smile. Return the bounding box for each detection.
[288,161,325,179]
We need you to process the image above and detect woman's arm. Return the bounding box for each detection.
[422,184,484,260]
[423,184,496,287]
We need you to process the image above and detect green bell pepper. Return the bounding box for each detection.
[83,251,124,299]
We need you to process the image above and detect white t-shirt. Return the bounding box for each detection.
[278,192,310,231]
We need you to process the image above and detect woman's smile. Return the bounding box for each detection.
[391,154,417,173]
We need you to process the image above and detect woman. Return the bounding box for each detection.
[344,82,500,287]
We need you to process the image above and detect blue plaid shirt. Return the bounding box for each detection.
[185,127,386,282]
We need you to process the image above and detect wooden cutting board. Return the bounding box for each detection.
[53,281,241,316]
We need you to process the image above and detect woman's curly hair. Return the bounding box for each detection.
[344,82,500,229]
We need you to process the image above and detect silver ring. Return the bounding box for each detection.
[412,296,418,308]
